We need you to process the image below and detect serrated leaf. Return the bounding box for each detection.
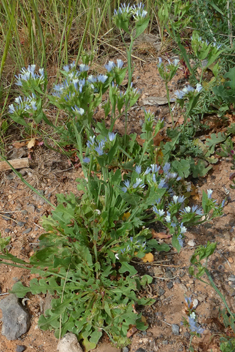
[147,239,170,252]
[82,337,97,351]
[205,132,226,153]
[11,281,30,298]
[172,159,191,178]
[191,159,212,178]
[224,67,235,90]
[119,262,137,275]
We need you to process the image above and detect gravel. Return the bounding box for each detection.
[171,324,180,335]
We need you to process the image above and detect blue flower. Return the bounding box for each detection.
[97,74,108,83]
[79,64,89,72]
[124,180,130,188]
[79,78,86,92]
[178,234,184,247]
[189,315,204,334]
[71,106,85,115]
[87,136,96,148]
[63,65,70,72]
[153,207,165,216]
[133,178,145,189]
[116,59,124,69]
[182,206,191,213]
[105,61,115,72]
[180,223,187,234]
[175,90,186,99]
[108,132,116,141]
[183,85,195,93]
[144,167,151,175]
[87,75,97,83]
[173,195,179,203]
[151,164,160,173]
[158,178,167,189]
[135,165,141,174]
[178,195,186,203]
[165,212,171,223]
[9,104,15,113]
[31,100,37,111]
[95,146,104,156]
[39,68,44,76]
[196,83,202,92]
[122,180,130,193]
[157,57,163,68]
[83,157,90,163]
[207,189,213,199]
[163,162,171,174]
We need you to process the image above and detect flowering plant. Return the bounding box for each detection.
[3,3,226,350]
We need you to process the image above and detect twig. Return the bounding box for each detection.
[227,0,233,48]
[159,319,172,327]
[153,275,178,280]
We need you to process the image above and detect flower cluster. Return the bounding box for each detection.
[175,83,202,100]
[157,57,180,84]
[114,2,147,18]
[83,132,117,162]
[105,59,124,72]
[115,236,147,260]
[157,57,180,68]
[183,297,204,335]
[53,67,108,99]
[15,65,45,87]
[196,36,222,50]
[9,94,37,114]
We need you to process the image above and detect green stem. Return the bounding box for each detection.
[165,82,174,125]
[205,268,234,318]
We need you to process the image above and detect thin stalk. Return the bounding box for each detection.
[205,268,235,318]
[0,1,16,79]
[165,82,174,125]
[29,0,46,67]
[75,5,92,66]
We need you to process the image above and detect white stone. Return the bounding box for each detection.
[57,333,83,352]
[188,240,195,247]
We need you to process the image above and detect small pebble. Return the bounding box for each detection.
[26,204,35,213]
[172,324,180,335]
[158,287,165,296]
[122,347,129,352]
[2,213,12,221]
[228,257,234,264]
[4,229,11,233]
[136,349,146,352]
[22,228,32,234]
[17,221,25,227]
[162,340,168,345]
[184,331,190,338]
[167,281,173,289]
[16,345,26,352]
[188,239,195,247]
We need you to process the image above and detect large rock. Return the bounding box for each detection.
[0,294,30,340]
[57,333,83,352]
